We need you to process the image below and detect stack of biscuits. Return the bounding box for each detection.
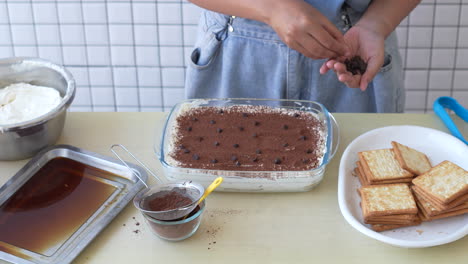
[412,161,468,221]
[355,141,431,186]
[359,184,420,232]
[355,141,468,232]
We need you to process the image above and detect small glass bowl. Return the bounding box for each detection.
[133,181,204,221]
[141,200,205,241]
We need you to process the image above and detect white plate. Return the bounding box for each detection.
[338,125,468,248]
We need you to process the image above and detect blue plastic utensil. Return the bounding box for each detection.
[433,96,468,145]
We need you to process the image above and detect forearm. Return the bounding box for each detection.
[187,0,279,25]
[356,0,421,38]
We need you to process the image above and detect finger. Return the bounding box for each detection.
[338,72,354,84]
[310,25,350,56]
[298,34,337,59]
[326,59,339,69]
[320,59,339,74]
[334,62,348,75]
[339,72,360,88]
[287,39,321,60]
[319,62,330,74]
[322,22,345,42]
[360,56,382,91]
[321,23,351,56]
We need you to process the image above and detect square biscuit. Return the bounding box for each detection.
[413,185,468,211]
[359,149,413,182]
[391,141,432,175]
[355,162,370,186]
[413,188,442,217]
[366,214,420,221]
[416,200,468,222]
[413,186,468,217]
[357,161,412,185]
[412,160,468,204]
[359,183,418,218]
[421,208,468,221]
[365,213,420,225]
[371,221,421,232]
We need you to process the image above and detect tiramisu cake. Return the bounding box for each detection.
[166,104,327,172]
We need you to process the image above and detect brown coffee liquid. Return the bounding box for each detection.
[0,157,117,256]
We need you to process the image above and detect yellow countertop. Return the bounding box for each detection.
[0,113,467,264]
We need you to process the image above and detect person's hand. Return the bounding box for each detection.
[319,25,385,91]
[267,0,350,59]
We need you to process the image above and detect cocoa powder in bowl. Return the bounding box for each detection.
[143,200,205,241]
[145,187,193,212]
[139,187,198,221]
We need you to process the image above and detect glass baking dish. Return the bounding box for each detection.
[155,98,339,192]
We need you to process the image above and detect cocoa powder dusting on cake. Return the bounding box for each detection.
[168,105,326,172]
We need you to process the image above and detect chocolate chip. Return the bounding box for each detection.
[217,128,223,133]
[345,56,368,75]
[198,137,203,142]
[211,159,218,163]
[254,121,260,126]
[187,127,192,132]
[238,126,244,131]
[242,113,248,117]
[274,158,281,164]
[306,149,313,154]
[235,161,241,166]
[252,157,258,162]
[192,117,198,121]
[283,143,289,147]
[214,141,220,146]
[218,109,224,114]
[300,135,307,141]
[283,125,288,130]
[294,113,300,118]
[233,144,239,148]
[252,133,258,138]
[210,120,216,124]
[184,149,190,153]
[231,155,238,161]
[192,154,200,160]
[256,149,262,154]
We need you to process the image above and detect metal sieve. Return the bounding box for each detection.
[110,144,204,221]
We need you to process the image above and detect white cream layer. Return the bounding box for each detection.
[0,82,62,126]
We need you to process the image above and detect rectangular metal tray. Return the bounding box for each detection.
[0,145,147,264]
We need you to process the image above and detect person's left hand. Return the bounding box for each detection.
[319,25,385,91]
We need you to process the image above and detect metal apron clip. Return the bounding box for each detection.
[214,15,235,41]
[228,15,236,32]
[340,3,352,31]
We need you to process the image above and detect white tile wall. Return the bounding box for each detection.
[0,1,467,113]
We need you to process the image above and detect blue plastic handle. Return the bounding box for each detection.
[433,96,468,145]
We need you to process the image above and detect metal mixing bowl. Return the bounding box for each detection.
[0,57,75,160]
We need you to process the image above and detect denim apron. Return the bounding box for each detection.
[185,0,404,113]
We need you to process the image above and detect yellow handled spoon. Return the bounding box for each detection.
[197,177,223,205]
[182,177,223,220]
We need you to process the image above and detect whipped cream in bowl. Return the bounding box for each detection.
[0,57,76,160]
[0,83,62,126]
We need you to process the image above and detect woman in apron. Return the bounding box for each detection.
[185,0,420,113]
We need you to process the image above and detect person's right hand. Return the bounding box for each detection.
[266,0,350,59]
